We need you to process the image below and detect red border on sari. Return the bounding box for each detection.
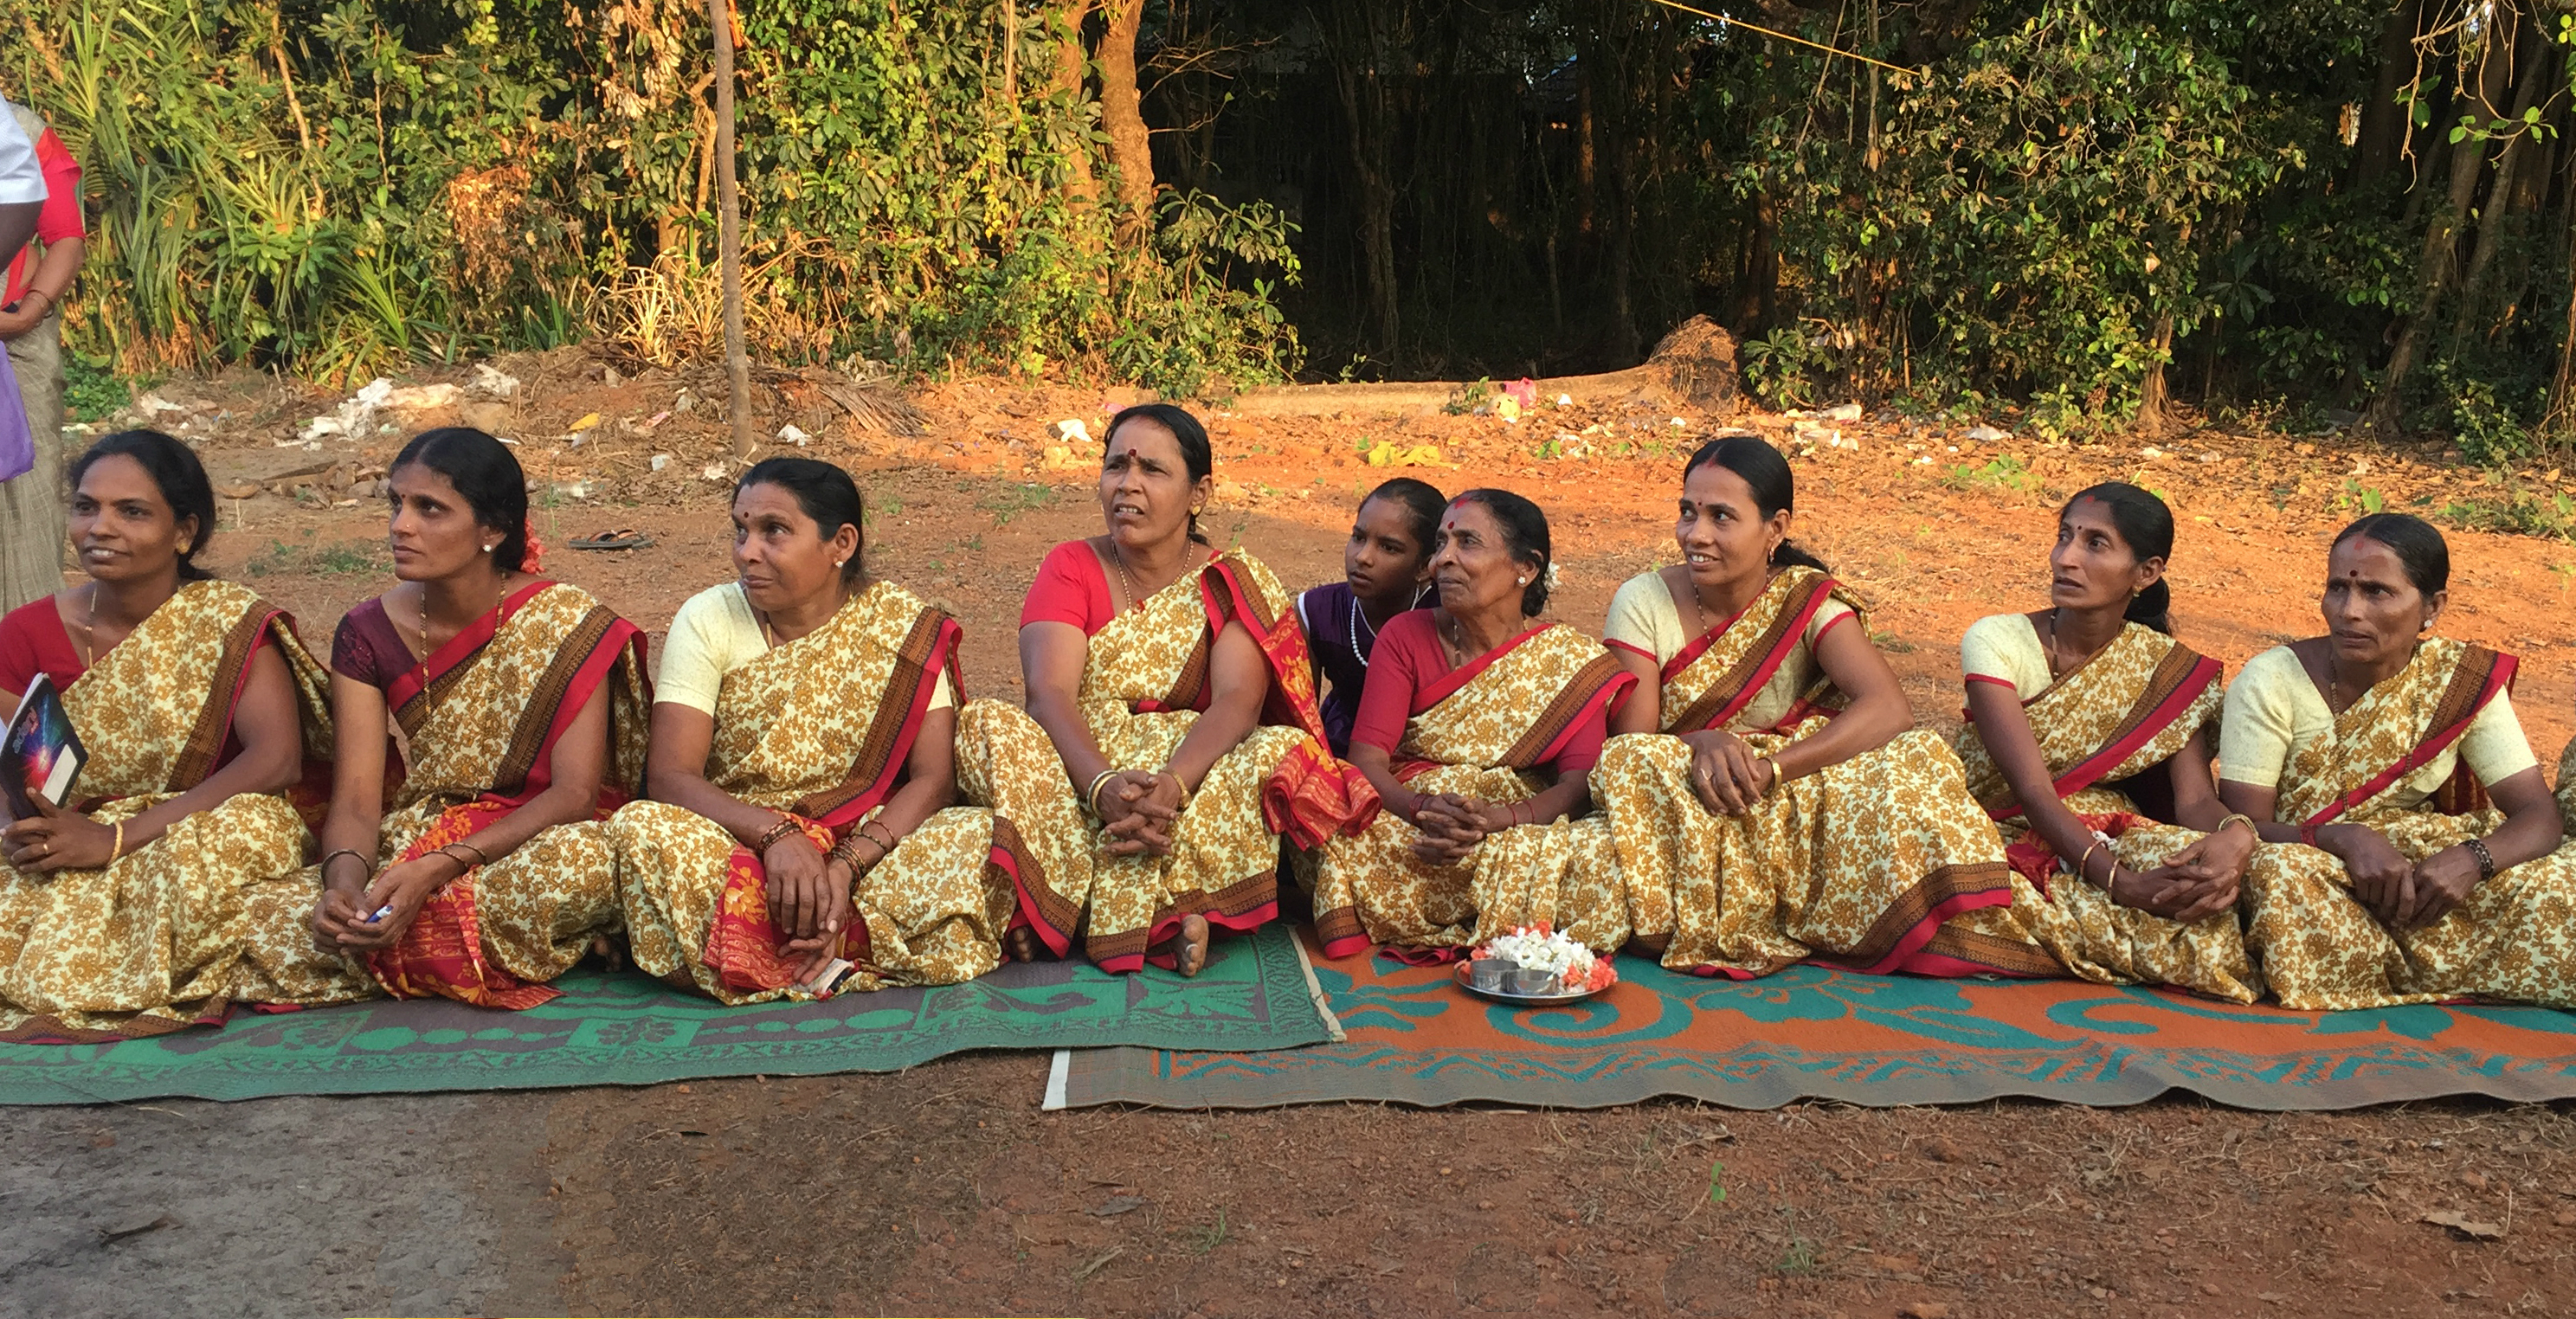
[1976,651,2221,823]
[383,580,553,711]
[1195,556,1379,847]
[813,614,964,832]
[1667,576,1838,734]
[2302,649,2517,829]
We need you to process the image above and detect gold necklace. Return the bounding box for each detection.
[75,582,98,667]
[1109,541,1196,613]
[409,574,510,656]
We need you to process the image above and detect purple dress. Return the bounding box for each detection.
[1296,581,1431,756]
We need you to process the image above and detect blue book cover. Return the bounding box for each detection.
[3,672,85,821]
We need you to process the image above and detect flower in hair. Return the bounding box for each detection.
[1543,561,1562,593]
[520,518,545,574]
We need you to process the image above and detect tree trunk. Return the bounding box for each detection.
[707,0,754,460]
[1096,0,1155,249]
[2545,151,2576,428]
[1577,61,1598,235]
[1054,1,1097,213]
[2353,0,2425,191]
[2447,16,2551,346]
[1321,0,1401,357]
[2138,315,2176,433]
[2367,26,2513,438]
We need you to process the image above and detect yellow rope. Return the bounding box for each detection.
[1645,0,1918,78]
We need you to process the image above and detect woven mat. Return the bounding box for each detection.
[0,925,1332,1104]
[1049,930,2576,1110]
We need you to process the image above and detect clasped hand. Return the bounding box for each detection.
[3,795,117,873]
[1095,769,1184,857]
[2119,825,2257,923]
[313,851,464,951]
[1405,793,1516,865]
[762,828,861,988]
[2322,824,2478,930]
[1681,730,1774,815]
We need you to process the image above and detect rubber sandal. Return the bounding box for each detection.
[570,529,654,550]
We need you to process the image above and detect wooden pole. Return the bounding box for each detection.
[709,0,755,460]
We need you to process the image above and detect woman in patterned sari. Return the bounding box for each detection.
[957,404,1361,975]
[1309,489,1634,959]
[0,431,362,1041]
[611,459,1012,1001]
[1924,483,2264,1001]
[1590,438,2010,978]
[2221,514,2573,1009]
[307,428,648,1009]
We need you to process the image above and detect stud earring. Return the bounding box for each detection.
[1517,576,1529,586]
[483,543,496,553]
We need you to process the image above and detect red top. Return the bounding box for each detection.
[0,595,82,696]
[1019,540,1121,634]
[1351,610,1608,775]
[6,128,81,306]
[331,597,418,694]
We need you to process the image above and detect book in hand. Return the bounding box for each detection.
[3,673,86,822]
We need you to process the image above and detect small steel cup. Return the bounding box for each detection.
[1504,967,1563,996]
[1466,958,1509,992]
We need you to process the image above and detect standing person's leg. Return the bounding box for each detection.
[0,310,64,613]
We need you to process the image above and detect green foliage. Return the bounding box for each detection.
[1728,0,2295,428]
[2427,360,2546,468]
[4,0,1298,396]
[1443,377,1495,415]
[2436,488,2576,541]
[1942,454,2036,493]
[1738,329,1826,410]
[61,350,134,421]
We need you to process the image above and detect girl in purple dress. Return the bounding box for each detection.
[1296,478,1446,756]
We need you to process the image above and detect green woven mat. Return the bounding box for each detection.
[0,924,1331,1104]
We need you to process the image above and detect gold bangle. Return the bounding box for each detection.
[1085,769,1121,816]
[1757,757,1781,794]
[2073,840,2103,885]
[109,820,126,863]
[2214,813,2257,840]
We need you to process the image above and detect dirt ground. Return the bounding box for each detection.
[7,352,2576,1317]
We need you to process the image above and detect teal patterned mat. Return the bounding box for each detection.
[0,924,1330,1104]
[1053,931,2576,1111]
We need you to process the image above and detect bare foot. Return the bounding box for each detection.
[1173,913,1212,978]
[589,935,628,971]
[1004,927,1045,963]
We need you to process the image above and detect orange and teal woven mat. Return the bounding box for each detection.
[1051,930,2576,1111]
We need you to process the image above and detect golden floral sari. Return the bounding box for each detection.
[354,581,649,1009]
[0,580,370,1043]
[1309,623,1634,958]
[1591,568,2014,978]
[1928,621,2262,1001]
[957,550,1366,973]
[612,581,1014,1002]
[2241,639,2576,1008]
